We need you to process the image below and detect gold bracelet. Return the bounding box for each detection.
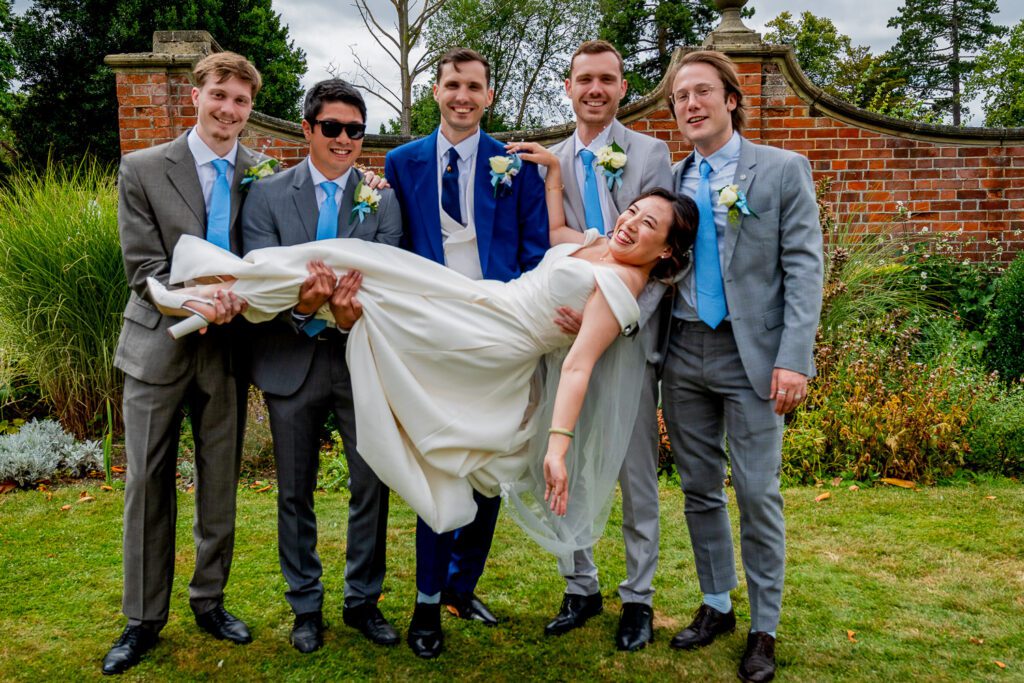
[548,427,575,438]
[545,184,564,192]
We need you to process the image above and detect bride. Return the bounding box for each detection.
[150,161,695,557]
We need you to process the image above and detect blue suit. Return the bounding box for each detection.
[385,128,549,596]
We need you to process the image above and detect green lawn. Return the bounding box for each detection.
[1,479,1021,681]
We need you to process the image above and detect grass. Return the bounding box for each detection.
[1,479,1022,681]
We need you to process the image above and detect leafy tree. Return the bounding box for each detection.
[886,0,1004,125]
[424,0,597,130]
[12,0,306,167]
[965,19,1024,127]
[379,85,440,136]
[0,0,19,171]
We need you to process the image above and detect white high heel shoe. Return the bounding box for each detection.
[146,277,212,339]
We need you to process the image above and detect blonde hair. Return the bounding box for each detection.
[665,50,745,132]
[193,51,262,99]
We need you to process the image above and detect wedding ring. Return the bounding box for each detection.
[776,389,788,396]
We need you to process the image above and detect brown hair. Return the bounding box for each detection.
[193,51,262,99]
[665,50,745,132]
[630,188,697,281]
[435,48,491,87]
[570,40,624,78]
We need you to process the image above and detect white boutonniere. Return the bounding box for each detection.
[349,180,381,224]
[488,153,522,197]
[595,141,627,190]
[716,184,758,224]
[240,158,279,191]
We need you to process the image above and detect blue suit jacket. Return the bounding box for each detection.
[384,128,549,282]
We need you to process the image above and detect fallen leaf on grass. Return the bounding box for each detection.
[984,496,996,500]
[815,492,831,503]
[60,505,71,511]
[848,485,860,492]
[111,466,125,473]
[79,491,95,502]
[996,661,1006,669]
[879,478,916,489]
[0,481,15,495]
[255,485,272,493]
[831,477,842,487]
[970,637,984,645]
[101,485,113,492]
[186,485,195,494]
[847,630,857,643]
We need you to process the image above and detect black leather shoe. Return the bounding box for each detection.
[543,592,603,636]
[407,603,443,659]
[738,631,776,682]
[669,604,736,650]
[343,603,399,646]
[290,611,325,654]
[615,602,654,651]
[441,590,498,626]
[101,625,159,675]
[195,605,252,644]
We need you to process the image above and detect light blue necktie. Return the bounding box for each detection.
[206,159,231,250]
[304,180,340,336]
[694,159,727,328]
[579,149,604,234]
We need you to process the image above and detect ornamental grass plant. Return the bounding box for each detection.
[0,162,126,438]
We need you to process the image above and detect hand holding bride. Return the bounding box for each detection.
[329,270,364,330]
[295,260,336,316]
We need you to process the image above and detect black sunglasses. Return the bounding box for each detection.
[314,119,367,140]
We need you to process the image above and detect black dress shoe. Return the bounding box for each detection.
[195,605,252,644]
[615,602,654,651]
[101,625,159,675]
[738,631,776,682]
[441,590,498,626]
[669,604,736,650]
[407,603,443,659]
[543,592,603,636]
[343,603,399,646]
[290,611,325,654]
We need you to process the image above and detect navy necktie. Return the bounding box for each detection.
[206,158,231,250]
[694,159,727,328]
[442,148,463,225]
[579,149,604,234]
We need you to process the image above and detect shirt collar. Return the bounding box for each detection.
[694,130,741,173]
[187,127,238,167]
[437,128,481,165]
[307,157,353,192]
[574,124,613,158]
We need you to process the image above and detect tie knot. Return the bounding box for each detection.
[320,181,338,196]
[447,148,460,165]
[699,159,712,179]
[580,149,596,165]
[211,158,229,177]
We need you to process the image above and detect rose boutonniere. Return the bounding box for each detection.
[489,153,522,197]
[240,158,279,191]
[596,141,627,190]
[349,180,381,224]
[716,184,758,224]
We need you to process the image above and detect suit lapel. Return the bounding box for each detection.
[230,144,257,230]
[291,160,319,243]
[726,136,757,271]
[165,134,207,234]
[555,137,587,230]
[608,120,630,214]
[337,168,361,238]
[474,132,500,278]
[410,131,445,263]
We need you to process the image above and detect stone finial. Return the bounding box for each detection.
[152,31,221,56]
[704,0,763,49]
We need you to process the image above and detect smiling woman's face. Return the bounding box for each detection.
[607,195,673,266]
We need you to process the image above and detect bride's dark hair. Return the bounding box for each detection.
[634,188,697,281]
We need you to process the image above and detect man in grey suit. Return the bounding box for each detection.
[540,39,673,652]
[242,79,402,654]
[104,52,263,675]
[662,50,823,682]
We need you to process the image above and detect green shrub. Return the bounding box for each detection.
[0,418,101,486]
[967,389,1024,476]
[0,162,126,437]
[317,430,349,492]
[984,253,1024,383]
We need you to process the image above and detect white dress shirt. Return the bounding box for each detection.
[187,127,238,219]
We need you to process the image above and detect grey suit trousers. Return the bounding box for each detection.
[264,332,388,616]
[122,336,243,627]
[662,320,785,633]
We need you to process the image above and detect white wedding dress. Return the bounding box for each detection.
[169,231,646,556]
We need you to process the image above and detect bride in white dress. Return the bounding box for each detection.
[151,166,696,558]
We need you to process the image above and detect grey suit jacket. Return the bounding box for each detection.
[114,132,260,385]
[671,136,824,399]
[242,160,403,397]
[549,119,674,362]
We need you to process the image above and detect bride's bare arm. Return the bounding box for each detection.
[506,142,583,246]
[543,287,623,516]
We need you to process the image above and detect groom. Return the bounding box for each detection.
[662,50,823,682]
[105,52,260,675]
[242,79,402,654]
[384,47,549,659]
[541,39,672,652]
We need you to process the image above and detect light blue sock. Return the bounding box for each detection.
[756,630,777,639]
[702,591,732,613]
[417,591,441,605]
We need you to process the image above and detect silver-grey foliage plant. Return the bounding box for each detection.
[0,419,102,486]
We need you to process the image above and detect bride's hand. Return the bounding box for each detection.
[361,169,390,190]
[505,141,558,171]
[544,452,569,516]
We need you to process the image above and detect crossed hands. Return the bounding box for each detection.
[296,260,364,330]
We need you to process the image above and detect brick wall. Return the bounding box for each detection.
[107,34,1024,258]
